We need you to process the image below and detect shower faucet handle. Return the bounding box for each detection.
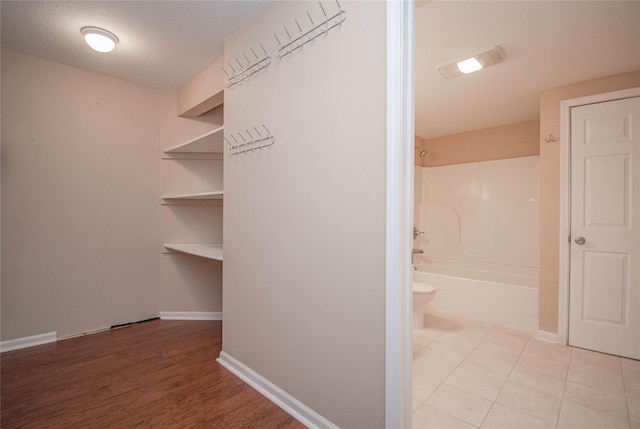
[413,227,424,240]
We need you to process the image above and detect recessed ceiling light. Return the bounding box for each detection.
[457,57,483,74]
[437,46,505,78]
[81,26,119,53]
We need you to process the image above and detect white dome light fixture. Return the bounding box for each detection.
[437,46,505,78]
[81,26,119,53]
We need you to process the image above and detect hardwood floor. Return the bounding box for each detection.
[1,320,306,428]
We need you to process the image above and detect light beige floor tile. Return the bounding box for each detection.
[413,348,459,381]
[495,382,562,423]
[436,329,483,350]
[571,347,622,374]
[474,341,523,362]
[412,371,442,413]
[417,344,468,369]
[461,350,516,381]
[558,401,630,429]
[622,357,640,367]
[412,405,477,429]
[568,361,625,393]
[421,326,449,338]
[426,337,478,363]
[483,329,529,352]
[412,329,439,355]
[628,396,640,423]
[427,384,493,427]
[424,311,463,331]
[507,366,565,399]
[480,404,556,429]
[563,380,627,418]
[516,352,569,379]
[451,318,494,340]
[523,338,571,363]
[445,366,505,402]
[622,360,640,399]
[491,325,531,339]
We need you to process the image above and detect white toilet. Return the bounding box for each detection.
[412,281,436,330]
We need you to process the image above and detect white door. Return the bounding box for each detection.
[569,96,640,359]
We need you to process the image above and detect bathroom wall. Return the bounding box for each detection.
[537,70,640,333]
[418,120,539,167]
[415,156,539,275]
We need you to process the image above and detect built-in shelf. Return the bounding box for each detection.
[164,243,223,261]
[162,190,223,200]
[164,126,224,154]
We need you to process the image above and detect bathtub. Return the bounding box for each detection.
[413,261,538,332]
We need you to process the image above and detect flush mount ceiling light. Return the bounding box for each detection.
[437,46,505,78]
[81,26,119,53]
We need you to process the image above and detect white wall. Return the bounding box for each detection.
[416,156,539,274]
[1,50,161,340]
[222,2,387,427]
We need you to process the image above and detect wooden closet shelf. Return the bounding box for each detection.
[164,244,223,261]
[164,126,224,154]
[162,190,223,200]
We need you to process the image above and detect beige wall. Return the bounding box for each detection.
[1,50,161,340]
[538,70,640,333]
[222,1,387,427]
[417,120,539,167]
[176,57,225,117]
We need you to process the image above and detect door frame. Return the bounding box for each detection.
[558,87,640,346]
[386,0,414,427]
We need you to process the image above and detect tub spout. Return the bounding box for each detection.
[412,248,424,254]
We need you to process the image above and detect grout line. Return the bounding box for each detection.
[475,325,530,428]
[620,356,632,428]
[414,313,636,428]
[555,340,571,427]
[413,315,497,427]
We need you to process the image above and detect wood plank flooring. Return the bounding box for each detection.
[1,320,306,428]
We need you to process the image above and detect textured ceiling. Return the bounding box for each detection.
[0,1,269,90]
[1,1,638,137]
[416,1,640,139]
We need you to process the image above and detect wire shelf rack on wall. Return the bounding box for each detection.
[274,0,347,59]
[222,1,347,89]
[224,125,274,157]
[223,44,271,89]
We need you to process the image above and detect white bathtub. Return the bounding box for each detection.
[414,261,539,332]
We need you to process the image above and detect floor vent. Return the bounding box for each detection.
[110,316,160,330]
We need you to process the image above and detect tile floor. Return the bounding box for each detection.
[412,310,640,429]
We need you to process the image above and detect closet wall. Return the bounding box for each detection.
[222,2,387,427]
[1,49,161,340]
[1,49,224,342]
[158,91,223,315]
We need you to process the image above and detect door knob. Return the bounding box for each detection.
[574,236,586,245]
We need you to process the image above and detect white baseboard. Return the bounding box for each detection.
[534,330,559,344]
[159,311,222,321]
[217,351,338,429]
[1,331,57,353]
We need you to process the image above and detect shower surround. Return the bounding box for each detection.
[414,156,539,331]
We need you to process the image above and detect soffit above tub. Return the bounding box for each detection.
[415,1,640,140]
[0,1,269,90]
